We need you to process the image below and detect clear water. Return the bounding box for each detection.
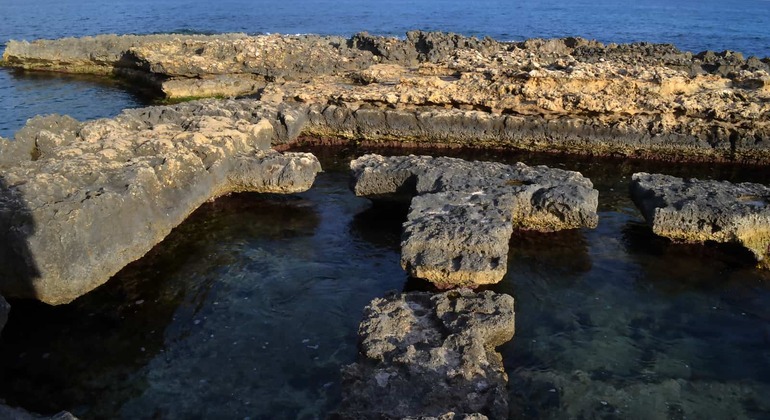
[1,148,769,419]
[2,0,770,137]
[2,0,770,418]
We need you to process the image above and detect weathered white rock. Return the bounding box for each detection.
[351,154,599,287]
[335,289,515,419]
[631,172,770,267]
[0,109,321,305]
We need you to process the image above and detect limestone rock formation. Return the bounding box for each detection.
[0,106,321,305]
[630,172,770,267]
[334,289,515,419]
[4,32,770,162]
[350,154,598,287]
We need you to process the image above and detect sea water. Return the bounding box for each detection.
[2,0,770,137]
[2,0,770,418]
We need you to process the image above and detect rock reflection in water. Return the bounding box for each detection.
[1,147,770,418]
[501,168,770,419]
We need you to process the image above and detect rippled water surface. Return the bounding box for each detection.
[2,0,770,137]
[2,0,770,418]
[1,149,769,419]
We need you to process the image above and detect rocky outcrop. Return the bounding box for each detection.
[0,404,77,420]
[0,104,321,305]
[630,172,770,268]
[3,32,770,163]
[334,289,515,419]
[350,154,598,288]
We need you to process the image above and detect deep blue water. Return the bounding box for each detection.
[2,0,770,137]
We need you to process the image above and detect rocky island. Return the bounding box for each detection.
[1,30,770,419]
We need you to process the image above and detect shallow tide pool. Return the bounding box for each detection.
[1,147,769,419]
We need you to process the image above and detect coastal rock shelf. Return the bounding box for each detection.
[335,289,515,419]
[3,31,770,163]
[350,154,598,288]
[0,110,321,305]
[631,172,770,268]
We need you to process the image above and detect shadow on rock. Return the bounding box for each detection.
[0,176,40,301]
[0,191,321,417]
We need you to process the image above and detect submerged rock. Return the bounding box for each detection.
[630,172,770,267]
[351,154,598,288]
[335,289,515,419]
[0,106,321,305]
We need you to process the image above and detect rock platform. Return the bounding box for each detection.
[0,104,321,305]
[350,154,598,288]
[3,31,770,163]
[630,172,770,268]
[334,289,515,419]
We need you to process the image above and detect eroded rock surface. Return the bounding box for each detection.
[351,154,598,287]
[0,404,77,420]
[0,105,321,305]
[4,32,770,162]
[630,172,770,267]
[335,289,515,420]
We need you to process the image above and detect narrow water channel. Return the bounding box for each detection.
[1,146,769,419]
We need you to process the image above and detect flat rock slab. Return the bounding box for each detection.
[334,289,515,420]
[631,172,770,267]
[0,108,321,305]
[351,154,598,288]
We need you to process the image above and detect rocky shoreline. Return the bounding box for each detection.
[3,31,770,163]
[1,31,770,418]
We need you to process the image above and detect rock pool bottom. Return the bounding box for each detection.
[1,147,770,419]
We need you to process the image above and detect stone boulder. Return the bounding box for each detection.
[334,289,515,419]
[630,172,770,267]
[0,106,321,305]
[351,154,598,288]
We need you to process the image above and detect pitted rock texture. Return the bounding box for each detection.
[334,289,515,420]
[630,172,770,268]
[350,154,598,287]
[4,31,770,162]
[0,106,321,305]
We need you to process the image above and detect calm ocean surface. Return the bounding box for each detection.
[2,0,770,138]
[1,1,770,419]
